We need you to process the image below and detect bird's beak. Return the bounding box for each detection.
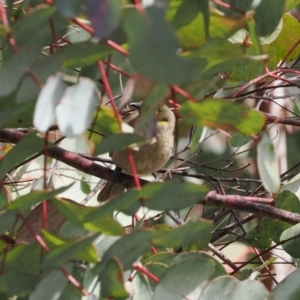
[129,102,142,109]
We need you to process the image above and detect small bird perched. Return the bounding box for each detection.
[97,104,176,202]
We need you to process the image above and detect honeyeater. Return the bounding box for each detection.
[97,104,175,202]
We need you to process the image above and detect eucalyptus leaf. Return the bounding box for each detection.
[257,133,280,193]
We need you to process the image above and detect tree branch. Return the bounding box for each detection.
[203,192,300,225]
[1,129,299,225]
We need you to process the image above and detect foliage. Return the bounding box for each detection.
[0,0,300,299]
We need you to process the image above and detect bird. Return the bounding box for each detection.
[97,104,176,202]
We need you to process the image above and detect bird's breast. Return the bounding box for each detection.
[112,134,174,175]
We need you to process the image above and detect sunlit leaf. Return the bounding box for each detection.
[33,74,66,132]
[285,0,300,11]
[42,230,98,263]
[56,77,99,137]
[52,198,124,235]
[41,233,100,270]
[180,100,265,136]
[257,133,280,193]
[263,14,300,64]
[167,1,247,49]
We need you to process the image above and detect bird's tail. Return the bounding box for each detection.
[97,181,125,202]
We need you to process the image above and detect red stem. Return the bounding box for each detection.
[133,263,160,283]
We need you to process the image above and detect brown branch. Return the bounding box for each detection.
[0,129,145,189]
[203,192,300,225]
[2,129,300,225]
[266,115,300,127]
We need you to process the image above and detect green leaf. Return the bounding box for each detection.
[167,0,209,48]
[216,0,252,17]
[166,1,247,50]
[191,126,203,153]
[141,182,207,211]
[153,220,212,249]
[0,45,41,97]
[94,106,121,135]
[246,191,299,248]
[224,280,269,300]
[93,230,154,273]
[254,0,285,37]
[263,14,300,64]
[132,264,163,300]
[123,6,191,84]
[0,131,44,178]
[80,180,91,194]
[84,189,140,222]
[95,133,146,155]
[87,0,121,39]
[230,133,252,147]
[28,266,71,300]
[134,84,170,136]
[153,257,215,300]
[12,7,67,48]
[192,38,245,73]
[8,186,72,211]
[0,188,8,210]
[257,133,280,194]
[140,182,207,211]
[1,101,36,128]
[186,37,253,82]
[41,233,100,270]
[285,0,300,11]
[228,57,267,82]
[0,272,40,297]
[99,258,129,300]
[171,252,227,278]
[54,0,81,18]
[280,223,300,258]
[272,268,300,300]
[1,243,40,274]
[16,55,63,103]
[52,198,124,235]
[57,41,113,68]
[180,100,266,136]
[0,210,17,236]
[201,276,239,300]
[276,190,300,213]
[246,217,279,249]
[42,230,98,263]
